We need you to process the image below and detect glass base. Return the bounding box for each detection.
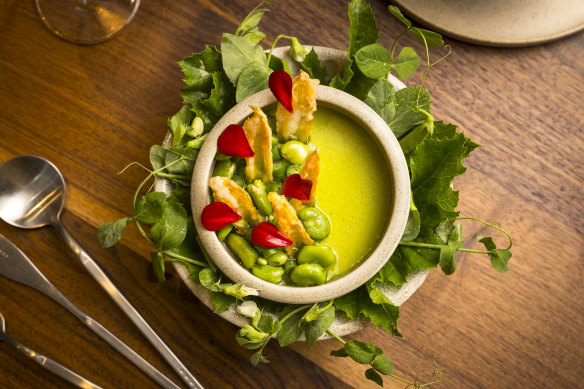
[35,0,140,45]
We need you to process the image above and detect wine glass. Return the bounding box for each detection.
[35,0,140,45]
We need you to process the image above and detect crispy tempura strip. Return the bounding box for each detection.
[290,150,320,212]
[209,176,263,233]
[276,70,319,143]
[243,105,273,183]
[268,192,314,257]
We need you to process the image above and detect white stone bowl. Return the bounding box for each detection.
[191,83,411,304]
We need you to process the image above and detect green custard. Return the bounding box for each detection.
[310,107,392,279]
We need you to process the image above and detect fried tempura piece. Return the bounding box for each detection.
[243,106,273,183]
[209,176,263,233]
[290,150,320,212]
[276,70,319,143]
[268,192,314,257]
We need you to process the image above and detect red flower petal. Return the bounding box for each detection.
[217,124,254,158]
[269,70,293,113]
[201,201,242,231]
[251,222,293,248]
[282,174,312,202]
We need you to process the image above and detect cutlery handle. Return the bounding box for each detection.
[0,332,103,389]
[54,223,204,389]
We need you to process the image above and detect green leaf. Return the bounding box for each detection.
[178,45,223,91]
[149,145,166,171]
[399,120,433,155]
[411,28,444,47]
[439,224,462,275]
[479,237,512,273]
[388,87,431,138]
[372,354,394,375]
[344,65,377,101]
[401,196,421,241]
[364,79,397,124]
[187,71,237,132]
[235,2,269,36]
[133,192,167,224]
[150,252,166,282]
[344,340,383,364]
[164,147,199,176]
[199,268,221,291]
[277,309,305,347]
[250,349,269,366]
[365,368,383,386]
[334,286,402,336]
[330,347,348,358]
[394,46,420,79]
[300,49,328,84]
[347,0,380,57]
[236,62,270,103]
[221,33,267,86]
[388,5,411,28]
[330,58,355,90]
[354,44,393,79]
[377,259,407,285]
[98,217,131,248]
[168,106,192,147]
[305,306,335,349]
[268,55,291,75]
[212,292,237,312]
[151,201,188,251]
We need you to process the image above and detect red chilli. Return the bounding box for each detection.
[251,222,293,248]
[201,202,241,231]
[269,70,293,113]
[217,124,254,158]
[282,174,312,202]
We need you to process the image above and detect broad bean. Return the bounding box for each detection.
[290,263,327,286]
[232,174,244,187]
[284,259,298,273]
[212,160,236,179]
[298,244,337,268]
[286,164,302,177]
[247,180,273,216]
[281,140,309,165]
[273,160,288,178]
[252,264,285,284]
[267,251,288,266]
[226,233,259,269]
[266,182,282,195]
[298,207,331,240]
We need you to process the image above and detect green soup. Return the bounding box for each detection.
[310,108,392,279]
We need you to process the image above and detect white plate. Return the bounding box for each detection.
[156,46,429,338]
[392,0,584,47]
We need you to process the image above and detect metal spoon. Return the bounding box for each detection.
[0,155,203,389]
[0,234,180,389]
[0,311,103,389]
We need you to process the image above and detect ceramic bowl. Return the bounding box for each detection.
[191,83,411,304]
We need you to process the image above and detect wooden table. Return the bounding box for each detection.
[1,1,582,388]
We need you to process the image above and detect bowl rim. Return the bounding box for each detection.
[191,84,411,304]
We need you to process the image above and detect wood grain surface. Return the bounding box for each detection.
[1,1,583,388]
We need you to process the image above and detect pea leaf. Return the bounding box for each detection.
[347,0,380,57]
[364,79,397,124]
[354,43,393,79]
[277,309,305,347]
[236,62,270,103]
[168,106,192,147]
[388,87,431,138]
[250,349,270,366]
[164,147,199,176]
[479,237,512,273]
[199,268,221,291]
[330,347,349,358]
[150,252,166,282]
[221,33,267,86]
[212,291,237,312]
[439,224,462,275]
[305,306,335,349]
[388,5,411,28]
[365,368,383,386]
[151,200,188,251]
[344,66,377,101]
[300,49,328,84]
[372,354,394,375]
[394,46,420,79]
[411,28,444,47]
[98,217,131,248]
[235,2,269,37]
[149,145,167,171]
[133,192,167,224]
[344,340,383,364]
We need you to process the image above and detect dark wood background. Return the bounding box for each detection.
[1,1,583,388]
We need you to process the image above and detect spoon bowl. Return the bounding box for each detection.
[0,155,65,229]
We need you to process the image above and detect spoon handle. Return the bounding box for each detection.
[0,331,103,389]
[54,223,204,389]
